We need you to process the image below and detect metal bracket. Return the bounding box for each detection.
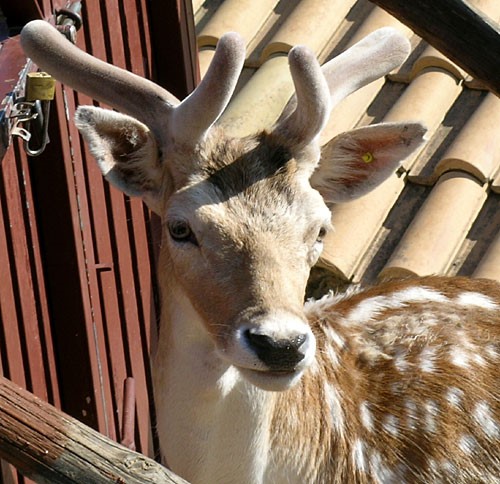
[10,100,51,157]
[0,1,83,160]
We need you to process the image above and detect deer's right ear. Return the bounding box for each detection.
[75,106,163,214]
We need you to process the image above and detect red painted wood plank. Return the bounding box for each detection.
[0,154,26,390]
[15,140,60,407]
[1,142,47,401]
[50,84,111,434]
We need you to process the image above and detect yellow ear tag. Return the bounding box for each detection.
[362,152,374,163]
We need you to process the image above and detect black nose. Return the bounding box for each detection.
[245,330,308,372]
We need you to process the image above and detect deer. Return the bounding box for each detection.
[21,20,500,484]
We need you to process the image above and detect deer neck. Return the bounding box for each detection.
[153,254,276,484]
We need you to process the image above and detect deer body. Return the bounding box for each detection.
[21,21,500,483]
[156,272,500,483]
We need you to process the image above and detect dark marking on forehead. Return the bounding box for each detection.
[201,131,298,203]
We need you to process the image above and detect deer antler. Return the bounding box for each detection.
[275,27,412,149]
[20,21,245,145]
[172,32,245,144]
[274,46,331,148]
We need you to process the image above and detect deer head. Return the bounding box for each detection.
[21,21,426,391]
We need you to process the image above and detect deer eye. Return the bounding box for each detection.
[316,226,328,243]
[168,219,198,245]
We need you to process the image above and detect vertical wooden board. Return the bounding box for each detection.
[106,1,156,452]
[1,144,47,400]
[0,158,26,390]
[13,142,60,407]
[76,2,139,442]
[1,460,18,484]
[71,0,161,453]
[45,86,109,432]
[62,87,117,440]
[134,0,153,78]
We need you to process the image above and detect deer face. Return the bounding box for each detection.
[160,131,333,389]
[21,21,427,390]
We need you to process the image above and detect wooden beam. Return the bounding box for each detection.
[0,376,189,483]
[369,0,500,97]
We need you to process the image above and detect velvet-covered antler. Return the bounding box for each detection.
[275,27,412,149]
[20,20,245,145]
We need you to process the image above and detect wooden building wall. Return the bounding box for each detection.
[0,1,198,482]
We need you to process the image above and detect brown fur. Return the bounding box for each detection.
[271,277,500,483]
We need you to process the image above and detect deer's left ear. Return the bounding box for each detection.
[310,122,427,204]
[75,106,163,214]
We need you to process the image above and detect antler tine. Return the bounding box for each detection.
[172,32,246,145]
[322,27,411,108]
[276,28,411,147]
[274,46,331,149]
[20,20,177,138]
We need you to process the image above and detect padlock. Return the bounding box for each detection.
[25,72,56,102]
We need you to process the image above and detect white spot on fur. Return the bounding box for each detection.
[360,401,374,432]
[486,343,499,360]
[419,346,437,373]
[458,434,477,454]
[346,287,449,323]
[308,357,320,376]
[370,449,400,483]
[383,414,399,437]
[390,381,403,396]
[325,384,344,436]
[323,325,346,348]
[399,286,449,303]
[446,387,463,408]
[353,439,367,473]
[405,399,418,431]
[394,350,409,372]
[473,353,487,367]
[324,343,339,366]
[455,292,499,310]
[441,460,457,474]
[450,347,470,368]
[473,401,500,439]
[424,400,439,434]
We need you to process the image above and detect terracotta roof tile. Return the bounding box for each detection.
[219,56,293,136]
[474,230,500,281]
[260,0,356,60]
[470,0,500,21]
[194,0,500,285]
[380,171,488,279]
[434,93,500,183]
[198,0,279,48]
[320,173,405,280]
[493,170,500,193]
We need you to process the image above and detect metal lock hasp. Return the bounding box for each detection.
[26,72,56,102]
